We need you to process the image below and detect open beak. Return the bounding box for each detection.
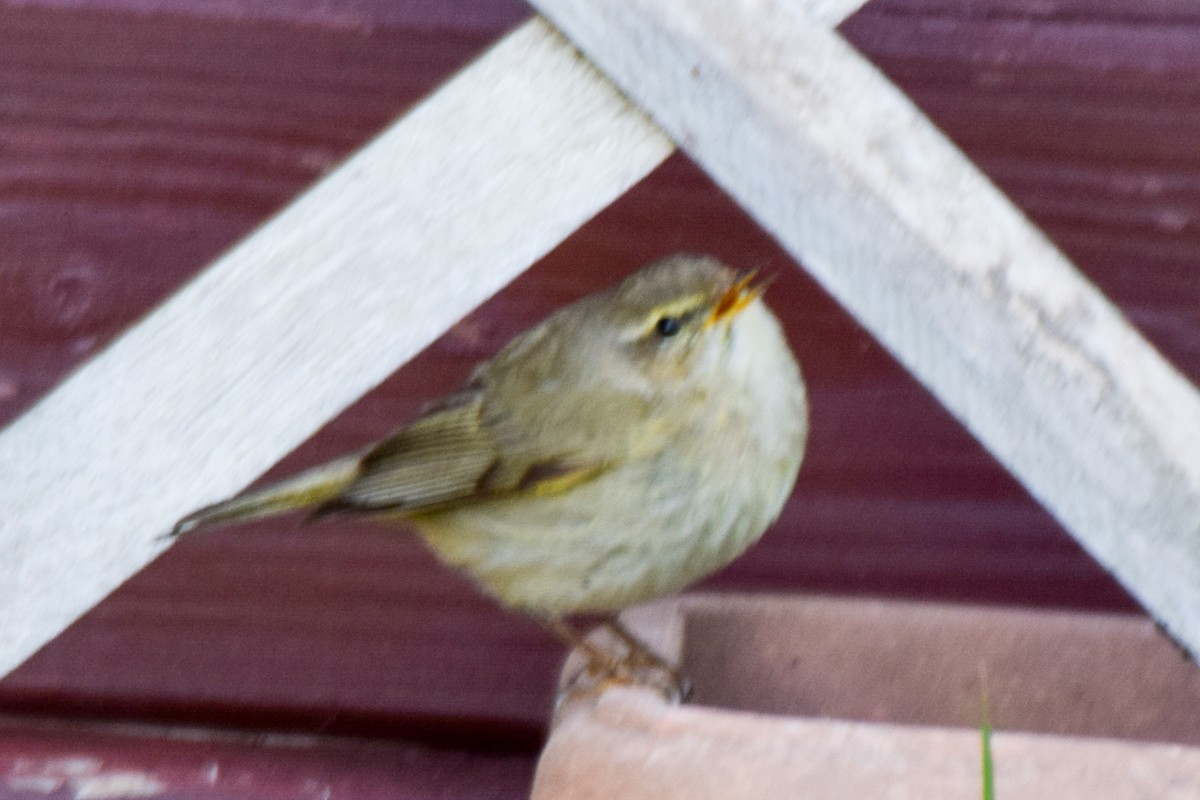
[705,269,773,328]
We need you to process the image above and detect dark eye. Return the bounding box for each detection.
[655,316,683,337]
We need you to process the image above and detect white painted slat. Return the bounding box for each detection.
[0,18,673,677]
[530,0,1200,653]
[803,0,870,25]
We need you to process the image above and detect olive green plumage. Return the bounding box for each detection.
[171,254,807,621]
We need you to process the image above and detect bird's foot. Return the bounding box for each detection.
[619,658,691,704]
[543,615,691,710]
[601,616,692,702]
[557,651,689,709]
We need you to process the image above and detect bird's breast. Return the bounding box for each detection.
[415,302,807,615]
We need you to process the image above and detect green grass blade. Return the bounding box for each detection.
[980,670,995,800]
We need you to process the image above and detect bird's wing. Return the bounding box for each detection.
[320,388,608,515]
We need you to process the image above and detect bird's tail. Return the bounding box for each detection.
[165,455,361,539]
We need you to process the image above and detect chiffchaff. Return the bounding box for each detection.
[168,254,808,697]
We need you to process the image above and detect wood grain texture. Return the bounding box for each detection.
[12,0,529,30]
[531,0,1200,652]
[0,6,496,421]
[2,0,1197,746]
[843,0,1200,385]
[0,12,671,682]
[0,716,535,799]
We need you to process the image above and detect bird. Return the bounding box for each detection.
[166,254,808,699]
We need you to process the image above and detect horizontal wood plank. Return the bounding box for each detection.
[3,0,1198,743]
[8,0,529,30]
[0,716,535,799]
[0,15,672,680]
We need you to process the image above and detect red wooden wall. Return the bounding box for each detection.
[2,0,1199,794]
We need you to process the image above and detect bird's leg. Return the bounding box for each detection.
[541,616,642,710]
[602,616,673,670]
[602,615,691,703]
[539,617,623,677]
[539,616,690,705]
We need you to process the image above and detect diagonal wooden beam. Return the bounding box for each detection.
[0,17,675,678]
[529,0,1200,655]
[2,1,893,681]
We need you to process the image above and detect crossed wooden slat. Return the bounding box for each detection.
[3,0,1198,680]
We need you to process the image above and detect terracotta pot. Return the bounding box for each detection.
[533,594,1200,799]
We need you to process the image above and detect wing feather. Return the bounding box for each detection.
[321,388,607,515]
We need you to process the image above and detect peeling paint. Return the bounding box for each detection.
[73,771,164,800]
[4,756,163,800]
[40,756,103,777]
[6,774,63,794]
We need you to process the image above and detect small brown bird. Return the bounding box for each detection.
[168,254,808,697]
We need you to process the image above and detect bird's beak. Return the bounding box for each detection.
[705,269,773,328]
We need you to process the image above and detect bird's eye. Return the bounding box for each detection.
[655,316,683,337]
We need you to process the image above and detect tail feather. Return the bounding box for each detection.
[165,455,361,539]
